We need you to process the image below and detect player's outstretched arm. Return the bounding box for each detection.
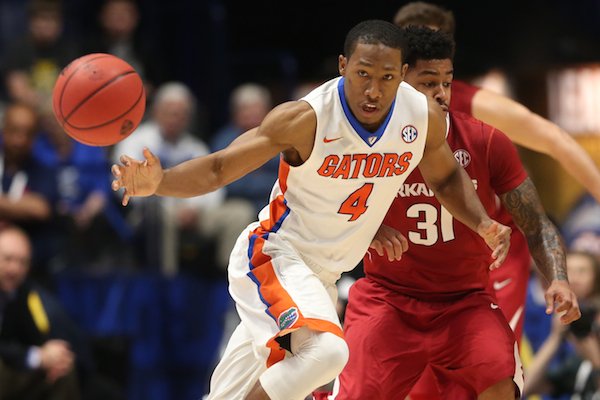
[418,98,511,269]
[472,89,600,202]
[112,101,316,205]
[500,177,581,324]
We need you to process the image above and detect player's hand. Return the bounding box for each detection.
[477,220,511,270]
[111,147,163,206]
[545,279,581,324]
[369,224,408,262]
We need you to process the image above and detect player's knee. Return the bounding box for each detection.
[293,328,349,378]
[318,332,350,375]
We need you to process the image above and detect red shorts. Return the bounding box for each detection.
[335,278,520,400]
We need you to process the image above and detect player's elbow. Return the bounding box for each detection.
[206,154,227,193]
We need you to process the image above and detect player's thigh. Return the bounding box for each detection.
[336,279,429,399]
[431,291,521,397]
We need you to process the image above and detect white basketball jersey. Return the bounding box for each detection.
[256,77,429,276]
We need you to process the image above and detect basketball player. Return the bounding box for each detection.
[334,27,581,400]
[393,6,600,339]
[112,20,511,400]
[393,3,596,397]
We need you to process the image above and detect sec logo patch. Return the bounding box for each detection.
[401,125,418,143]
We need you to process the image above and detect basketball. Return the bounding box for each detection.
[52,53,146,146]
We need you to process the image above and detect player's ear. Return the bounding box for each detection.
[399,63,409,80]
[338,55,347,76]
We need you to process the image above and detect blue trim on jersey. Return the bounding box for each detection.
[245,198,291,322]
[337,77,396,147]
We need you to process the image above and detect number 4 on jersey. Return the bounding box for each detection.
[338,183,373,221]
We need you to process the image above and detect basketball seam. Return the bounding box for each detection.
[63,84,144,130]
[57,54,113,122]
[63,71,138,124]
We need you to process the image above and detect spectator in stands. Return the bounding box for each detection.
[0,224,80,400]
[210,83,278,215]
[113,82,254,274]
[34,116,134,271]
[2,0,80,131]
[524,251,600,398]
[85,0,164,99]
[0,102,58,282]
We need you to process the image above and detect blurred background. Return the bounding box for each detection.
[0,0,599,399]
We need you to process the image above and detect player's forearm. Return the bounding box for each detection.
[545,128,600,203]
[500,178,567,283]
[500,111,600,202]
[156,155,223,198]
[429,166,489,232]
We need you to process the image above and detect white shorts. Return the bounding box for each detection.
[228,221,343,365]
[207,222,344,399]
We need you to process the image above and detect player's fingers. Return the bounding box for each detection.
[560,306,582,325]
[143,147,158,165]
[388,235,404,261]
[122,190,130,207]
[120,154,134,166]
[381,239,396,261]
[544,292,556,315]
[111,164,121,177]
[399,233,409,253]
[111,179,120,191]
[370,241,384,257]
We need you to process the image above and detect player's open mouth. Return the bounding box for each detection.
[361,103,378,114]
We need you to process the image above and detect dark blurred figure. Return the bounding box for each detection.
[33,116,135,272]
[86,0,164,100]
[0,224,80,400]
[2,0,80,132]
[210,83,278,215]
[0,102,58,284]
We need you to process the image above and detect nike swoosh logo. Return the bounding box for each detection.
[323,136,342,143]
[490,303,500,310]
[492,278,512,291]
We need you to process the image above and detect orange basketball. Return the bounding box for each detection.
[52,53,146,146]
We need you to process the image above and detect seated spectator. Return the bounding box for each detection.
[210,83,279,215]
[0,224,79,400]
[113,82,254,275]
[2,0,80,132]
[524,251,600,398]
[34,116,134,271]
[0,102,58,282]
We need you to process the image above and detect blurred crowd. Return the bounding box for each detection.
[0,0,599,400]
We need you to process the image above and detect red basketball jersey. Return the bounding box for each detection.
[363,112,528,300]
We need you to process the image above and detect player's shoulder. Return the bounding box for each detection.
[452,79,482,95]
[450,110,495,138]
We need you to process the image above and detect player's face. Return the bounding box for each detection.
[339,42,406,131]
[404,58,453,113]
[567,253,596,299]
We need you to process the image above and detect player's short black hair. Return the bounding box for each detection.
[403,26,455,67]
[344,20,406,62]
